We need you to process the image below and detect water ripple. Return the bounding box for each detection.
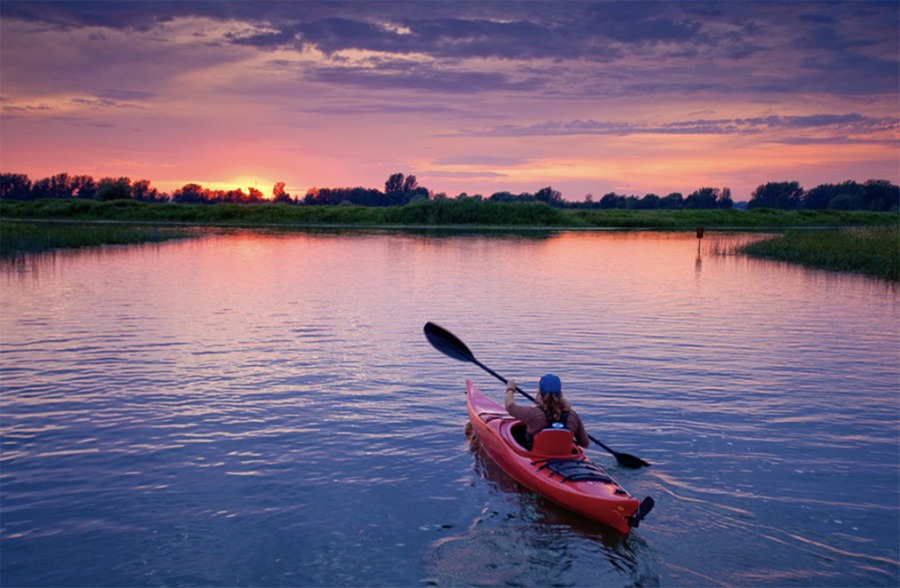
[2,231,897,587]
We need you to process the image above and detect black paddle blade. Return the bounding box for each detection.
[615,451,651,469]
[424,322,476,364]
[591,436,650,468]
[628,496,655,528]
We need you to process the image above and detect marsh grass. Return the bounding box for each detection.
[0,220,192,258]
[740,226,900,280]
[2,199,897,229]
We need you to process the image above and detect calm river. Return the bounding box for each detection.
[1,230,898,587]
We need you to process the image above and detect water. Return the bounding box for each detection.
[1,230,898,587]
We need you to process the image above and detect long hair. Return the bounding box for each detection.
[540,392,571,422]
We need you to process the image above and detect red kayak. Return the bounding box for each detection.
[466,379,652,534]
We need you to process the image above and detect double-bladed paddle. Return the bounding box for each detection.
[423,321,650,469]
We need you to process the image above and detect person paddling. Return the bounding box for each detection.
[504,374,590,449]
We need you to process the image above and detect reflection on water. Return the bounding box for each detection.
[1,230,898,587]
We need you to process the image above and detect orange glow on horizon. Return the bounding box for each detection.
[203,176,275,196]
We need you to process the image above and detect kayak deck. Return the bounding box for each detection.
[466,379,647,534]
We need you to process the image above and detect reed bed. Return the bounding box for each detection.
[2,199,897,229]
[740,226,899,281]
[0,220,191,258]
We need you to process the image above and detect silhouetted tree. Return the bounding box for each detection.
[132,179,160,202]
[828,193,864,210]
[73,175,98,199]
[172,183,207,204]
[862,179,900,211]
[803,181,858,210]
[246,187,264,203]
[402,174,418,192]
[49,173,75,197]
[96,177,132,200]
[535,186,563,205]
[685,187,718,209]
[273,182,294,204]
[385,173,405,193]
[489,191,515,202]
[658,193,684,209]
[639,194,660,209]
[718,187,734,209]
[30,178,53,199]
[621,195,640,209]
[0,173,33,200]
[599,192,621,209]
[748,181,804,209]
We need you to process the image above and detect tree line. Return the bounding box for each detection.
[1,171,897,212]
[0,172,429,207]
[302,173,430,206]
[746,180,898,212]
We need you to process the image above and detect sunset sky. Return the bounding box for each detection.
[1,1,898,201]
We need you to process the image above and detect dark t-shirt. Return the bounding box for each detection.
[506,401,591,447]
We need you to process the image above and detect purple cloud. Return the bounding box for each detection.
[474,113,899,140]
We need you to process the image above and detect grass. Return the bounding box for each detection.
[0,219,193,258]
[2,198,897,229]
[740,226,900,281]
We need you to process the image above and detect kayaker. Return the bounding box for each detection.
[504,374,590,449]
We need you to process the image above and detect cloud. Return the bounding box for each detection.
[71,96,143,109]
[473,113,900,140]
[298,101,460,117]
[307,64,538,94]
[3,1,897,100]
[1,103,54,115]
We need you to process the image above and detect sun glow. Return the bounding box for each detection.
[198,176,277,197]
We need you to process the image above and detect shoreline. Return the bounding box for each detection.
[2,201,897,280]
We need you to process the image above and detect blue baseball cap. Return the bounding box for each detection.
[539,374,562,396]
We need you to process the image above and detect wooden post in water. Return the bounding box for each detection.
[696,226,704,260]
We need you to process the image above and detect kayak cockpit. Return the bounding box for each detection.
[507,422,584,459]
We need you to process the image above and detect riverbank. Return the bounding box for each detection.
[2,198,897,229]
[0,220,195,258]
[1,200,897,280]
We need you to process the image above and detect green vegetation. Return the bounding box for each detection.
[2,198,897,229]
[0,220,193,258]
[740,226,900,281]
